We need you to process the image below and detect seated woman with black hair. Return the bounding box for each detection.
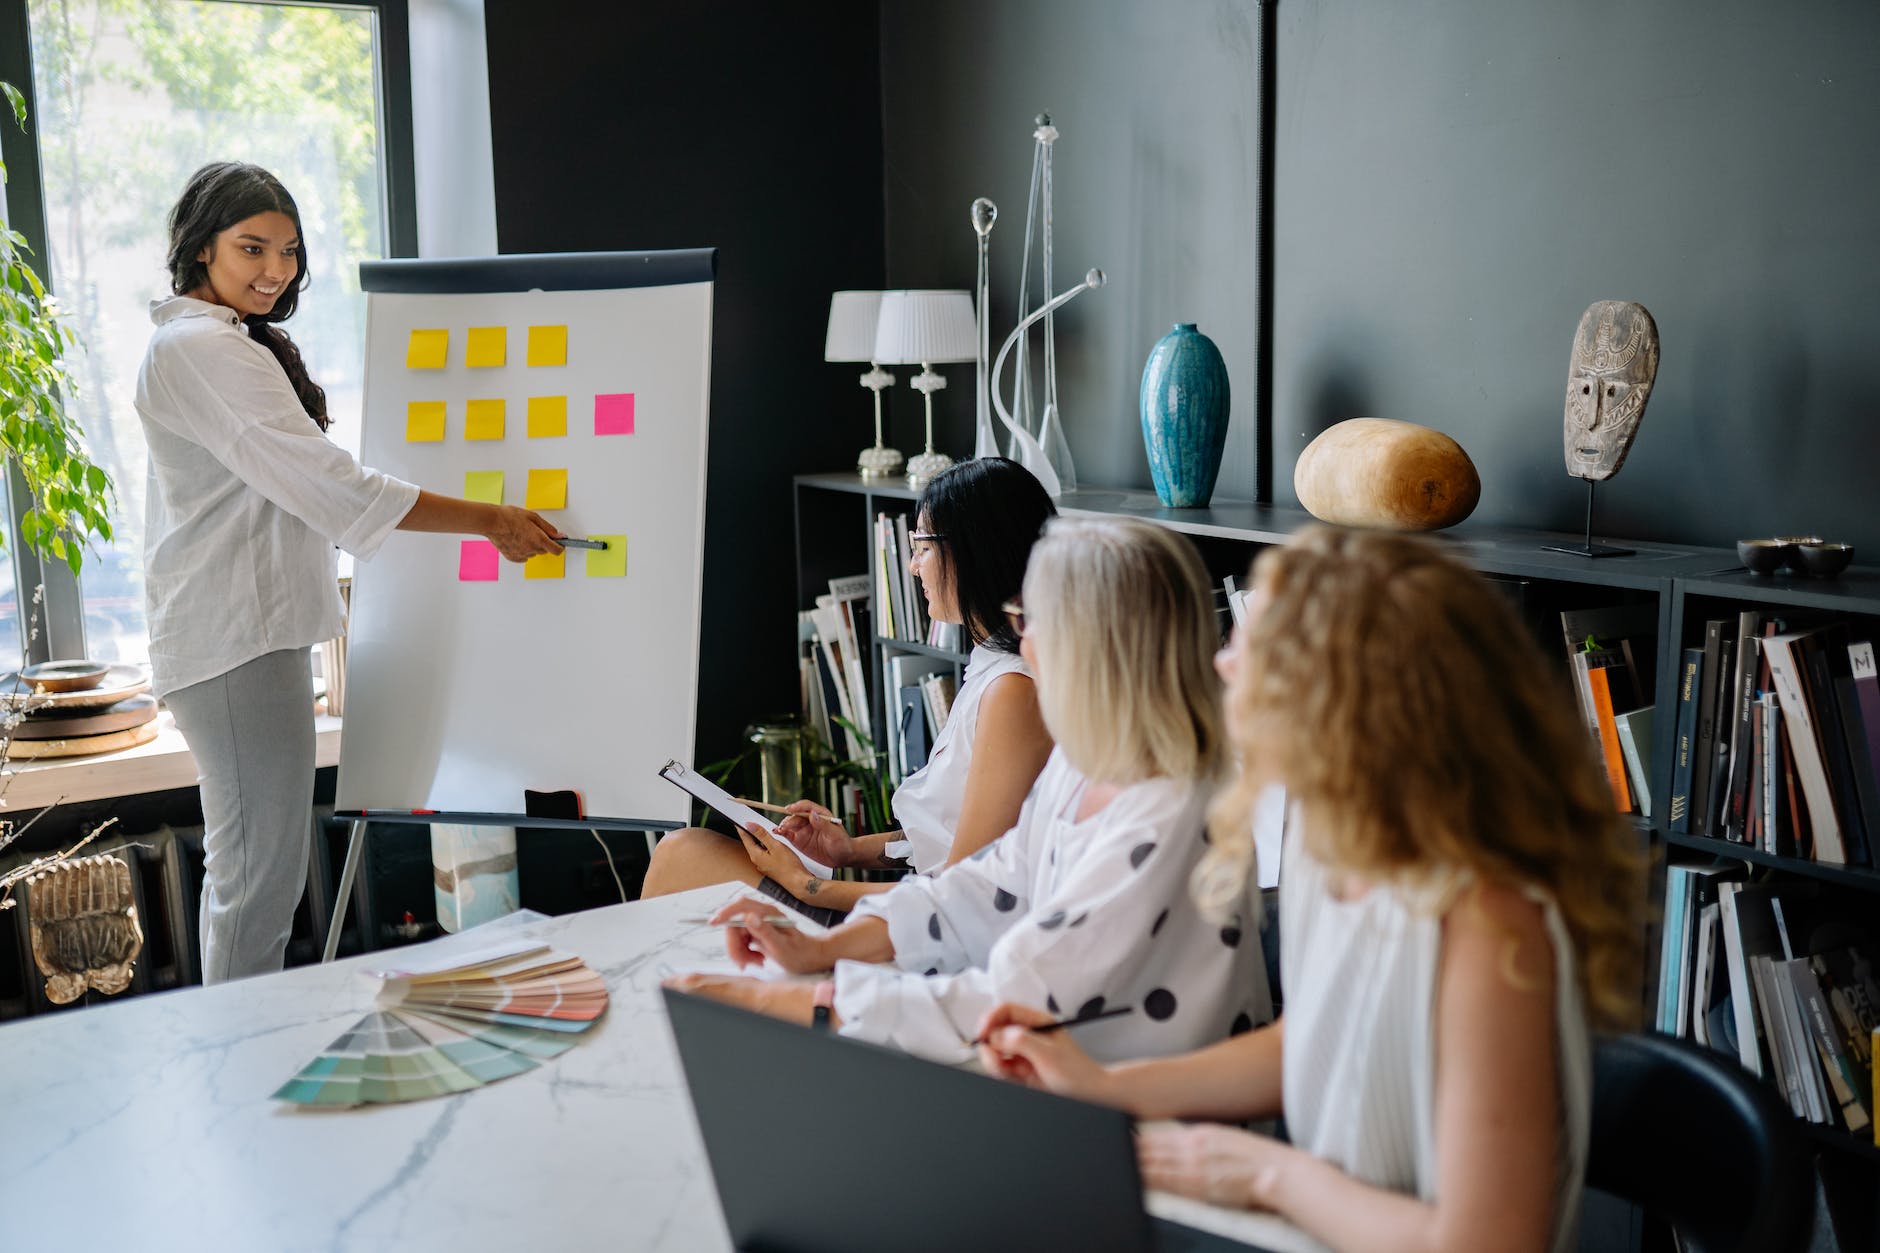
[669,517,1276,1066]
[641,457,1058,923]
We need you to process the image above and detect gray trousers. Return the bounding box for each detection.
[165,648,315,984]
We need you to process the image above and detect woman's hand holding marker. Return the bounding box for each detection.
[484,504,563,561]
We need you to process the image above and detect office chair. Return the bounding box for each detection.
[1585,1032,1814,1253]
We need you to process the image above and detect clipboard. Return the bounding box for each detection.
[657,760,834,878]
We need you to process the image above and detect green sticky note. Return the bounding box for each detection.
[406,400,446,442]
[465,326,506,368]
[463,470,504,505]
[406,329,448,369]
[585,534,627,578]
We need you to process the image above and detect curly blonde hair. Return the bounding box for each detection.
[1199,526,1644,1030]
[1025,516,1226,786]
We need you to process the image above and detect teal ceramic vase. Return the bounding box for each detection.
[1139,323,1231,507]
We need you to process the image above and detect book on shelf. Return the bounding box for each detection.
[1765,628,1849,865]
[1668,647,1702,832]
[1792,955,1872,1135]
[884,652,949,784]
[1585,663,1633,812]
[1720,611,1763,840]
[1709,879,1878,1132]
[1559,602,1654,708]
[1659,864,1741,1036]
[1702,637,1736,837]
[1691,619,1728,837]
[922,672,957,737]
[1615,706,1654,821]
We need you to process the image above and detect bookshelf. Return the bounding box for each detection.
[792,470,1880,1208]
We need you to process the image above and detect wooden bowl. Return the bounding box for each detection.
[18,659,110,693]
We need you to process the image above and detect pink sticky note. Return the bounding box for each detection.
[595,393,635,435]
[458,539,500,582]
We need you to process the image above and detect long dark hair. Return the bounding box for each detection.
[917,458,1056,654]
[166,162,328,430]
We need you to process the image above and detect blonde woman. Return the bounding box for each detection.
[669,517,1277,1065]
[977,527,1644,1253]
[641,458,1056,923]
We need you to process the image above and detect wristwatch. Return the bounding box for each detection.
[811,980,836,1032]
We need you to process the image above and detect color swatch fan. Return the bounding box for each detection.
[274,939,607,1107]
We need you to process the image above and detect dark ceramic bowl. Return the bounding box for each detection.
[1772,535,1825,571]
[1737,539,1790,575]
[1795,542,1854,579]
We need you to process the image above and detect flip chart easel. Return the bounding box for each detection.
[325,248,717,960]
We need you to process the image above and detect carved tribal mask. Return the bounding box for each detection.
[1563,300,1658,481]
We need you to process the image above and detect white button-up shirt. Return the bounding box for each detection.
[135,296,419,697]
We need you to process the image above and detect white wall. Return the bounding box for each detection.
[408,0,497,258]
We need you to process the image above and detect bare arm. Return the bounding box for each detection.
[981,1005,1285,1123]
[1160,885,1565,1253]
[942,672,1053,866]
[1109,1019,1285,1121]
[397,488,563,561]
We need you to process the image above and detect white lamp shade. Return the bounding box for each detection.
[873,289,977,366]
[824,290,883,362]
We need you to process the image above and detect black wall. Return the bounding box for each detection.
[1272,0,1880,551]
[879,0,1266,499]
[484,3,886,766]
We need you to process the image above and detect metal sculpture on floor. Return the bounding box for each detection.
[28,853,143,1004]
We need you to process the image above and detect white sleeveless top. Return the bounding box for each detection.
[886,643,1031,873]
[1279,839,1591,1253]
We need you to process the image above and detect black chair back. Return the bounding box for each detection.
[1586,1032,1813,1253]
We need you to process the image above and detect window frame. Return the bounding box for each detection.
[0,0,417,666]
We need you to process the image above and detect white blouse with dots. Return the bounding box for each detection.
[832,750,1279,1065]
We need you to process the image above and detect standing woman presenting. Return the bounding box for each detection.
[136,163,563,983]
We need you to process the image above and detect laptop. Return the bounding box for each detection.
[663,987,1266,1253]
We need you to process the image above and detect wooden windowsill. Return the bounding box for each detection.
[0,711,342,813]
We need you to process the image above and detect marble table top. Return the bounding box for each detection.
[0,885,1324,1253]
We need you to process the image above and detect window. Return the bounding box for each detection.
[1,0,413,666]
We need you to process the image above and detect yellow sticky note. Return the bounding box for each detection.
[463,470,504,505]
[465,326,507,368]
[526,395,568,438]
[406,329,448,369]
[585,534,627,578]
[526,325,567,367]
[406,400,446,442]
[525,550,565,580]
[464,398,506,441]
[525,468,568,510]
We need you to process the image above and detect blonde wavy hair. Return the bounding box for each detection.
[1024,516,1226,786]
[1198,526,1644,1030]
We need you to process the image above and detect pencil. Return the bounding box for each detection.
[734,797,799,817]
[973,1005,1135,1046]
[680,915,806,929]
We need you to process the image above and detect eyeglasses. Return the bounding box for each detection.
[1000,598,1028,638]
[909,531,946,559]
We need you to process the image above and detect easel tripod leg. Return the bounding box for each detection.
[321,818,369,962]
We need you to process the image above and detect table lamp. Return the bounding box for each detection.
[873,289,978,488]
[825,291,902,479]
